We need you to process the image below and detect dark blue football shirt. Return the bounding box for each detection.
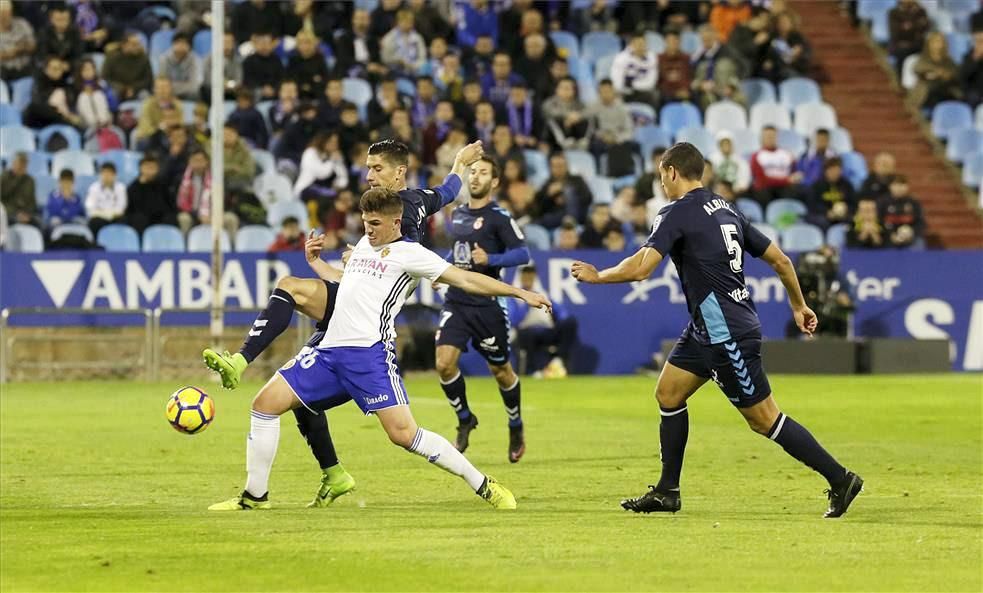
[445,202,527,307]
[644,187,773,345]
[398,176,461,242]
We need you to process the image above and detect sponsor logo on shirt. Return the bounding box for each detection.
[365,394,390,405]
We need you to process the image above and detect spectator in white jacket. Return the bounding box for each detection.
[75,58,112,130]
[609,32,659,108]
[85,162,127,235]
[709,131,752,195]
[380,9,427,77]
[294,131,350,204]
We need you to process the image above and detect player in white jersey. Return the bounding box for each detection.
[209,188,552,511]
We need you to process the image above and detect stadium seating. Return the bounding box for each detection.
[0,79,8,104]
[901,54,919,90]
[765,198,807,228]
[777,128,807,157]
[740,78,777,106]
[251,149,276,176]
[521,223,551,251]
[840,151,869,190]
[192,29,211,57]
[150,29,174,62]
[96,224,141,252]
[26,151,51,178]
[976,104,983,130]
[779,77,822,111]
[0,104,20,126]
[625,102,657,127]
[142,224,185,252]
[826,223,848,249]
[7,224,44,253]
[10,77,32,112]
[931,101,973,140]
[870,10,890,44]
[187,225,231,253]
[50,223,94,244]
[728,127,761,156]
[751,222,780,246]
[830,127,854,153]
[945,129,983,164]
[235,225,277,252]
[793,102,838,137]
[34,174,56,204]
[253,173,294,208]
[37,125,83,151]
[95,150,141,185]
[675,126,716,156]
[75,174,98,193]
[736,198,764,223]
[857,0,895,22]
[659,102,702,138]
[946,32,971,62]
[593,54,616,82]
[549,31,580,60]
[586,176,615,204]
[0,125,36,155]
[342,77,373,119]
[634,125,672,160]
[581,31,621,65]
[564,149,597,179]
[645,31,666,54]
[680,30,702,55]
[52,150,96,176]
[962,151,983,189]
[266,199,309,228]
[704,100,748,134]
[749,101,792,131]
[781,223,825,252]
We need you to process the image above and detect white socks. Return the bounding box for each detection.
[245,410,280,498]
[408,428,485,491]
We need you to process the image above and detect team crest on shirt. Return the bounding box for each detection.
[473,217,484,230]
[381,247,391,258]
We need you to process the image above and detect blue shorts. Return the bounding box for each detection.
[667,327,771,408]
[278,342,408,415]
[435,301,511,366]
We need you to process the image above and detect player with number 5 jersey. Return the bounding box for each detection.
[571,142,863,519]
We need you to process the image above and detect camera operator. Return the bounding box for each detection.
[786,245,855,338]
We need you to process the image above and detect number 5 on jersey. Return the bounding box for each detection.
[720,224,743,273]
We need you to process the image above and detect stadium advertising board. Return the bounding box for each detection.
[0,250,980,372]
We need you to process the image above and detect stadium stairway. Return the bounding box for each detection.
[792,0,983,248]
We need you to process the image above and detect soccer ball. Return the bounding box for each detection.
[166,386,215,434]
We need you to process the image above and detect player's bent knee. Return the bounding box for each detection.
[491,364,517,386]
[434,353,459,380]
[276,276,309,307]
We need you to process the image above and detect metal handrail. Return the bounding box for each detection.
[0,307,154,383]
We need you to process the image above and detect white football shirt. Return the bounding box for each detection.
[320,236,451,348]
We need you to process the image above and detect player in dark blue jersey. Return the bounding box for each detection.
[435,156,531,462]
[202,139,485,507]
[571,142,863,518]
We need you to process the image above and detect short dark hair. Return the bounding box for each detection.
[282,216,300,226]
[660,142,705,180]
[762,124,777,132]
[139,156,158,166]
[58,169,74,181]
[368,139,410,167]
[816,128,830,136]
[475,155,501,180]
[824,157,843,170]
[359,188,404,217]
[173,32,191,45]
[598,78,613,87]
[651,146,667,159]
[190,148,208,160]
[100,162,116,173]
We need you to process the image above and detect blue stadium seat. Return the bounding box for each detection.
[946,32,971,62]
[931,101,973,140]
[192,29,211,57]
[342,77,373,119]
[675,126,716,156]
[75,174,99,193]
[870,10,890,44]
[26,151,50,177]
[256,100,274,132]
[10,77,32,112]
[521,223,551,251]
[736,198,764,223]
[634,125,672,161]
[95,150,141,184]
[779,77,822,111]
[34,174,56,204]
[576,75,598,105]
[0,79,8,103]
[593,54,616,81]
[644,31,666,54]
[659,102,702,138]
[97,224,141,252]
[564,149,597,179]
[751,222,780,247]
[587,176,615,204]
[38,125,83,151]
[840,151,869,190]
[187,225,231,253]
[523,149,550,189]
[680,30,702,55]
[781,223,825,252]
[395,77,416,97]
[142,224,185,252]
[793,102,838,137]
[251,149,276,176]
[89,51,105,73]
[51,223,94,244]
[266,199,309,229]
[977,104,983,130]
[749,101,792,131]
[830,127,854,153]
[0,104,20,126]
[52,150,96,176]
[549,31,580,60]
[740,78,777,106]
[729,128,760,156]
[625,102,657,126]
[826,223,848,249]
[0,125,36,156]
[765,198,808,228]
[857,0,895,21]
[946,129,983,164]
[235,225,277,252]
[962,151,983,189]
[253,173,295,209]
[354,0,379,11]
[705,100,748,133]
[777,128,807,157]
[581,31,621,65]
[8,224,44,253]
[150,29,174,60]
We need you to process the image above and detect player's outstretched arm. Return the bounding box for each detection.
[450,141,484,179]
[437,265,552,312]
[571,247,663,284]
[305,231,343,283]
[760,242,818,336]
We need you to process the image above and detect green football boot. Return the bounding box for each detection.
[203,349,248,390]
[308,465,357,508]
[208,492,272,511]
[478,476,517,510]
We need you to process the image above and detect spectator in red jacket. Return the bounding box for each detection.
[750,125,802,206]
[268,216,305,252]
[657,30,693,104]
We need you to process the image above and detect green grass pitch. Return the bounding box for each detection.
[1,374,981,592]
